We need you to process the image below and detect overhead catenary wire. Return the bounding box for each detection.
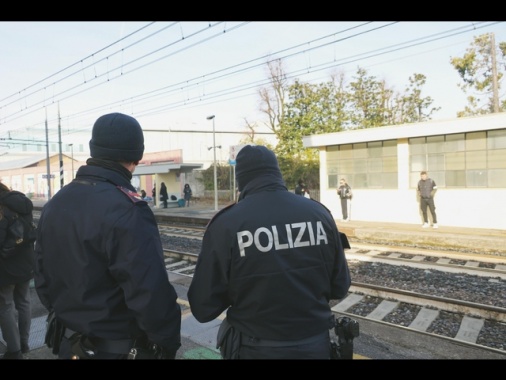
[0,21,502,146]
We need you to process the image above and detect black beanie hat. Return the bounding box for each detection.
[89,113,145,162]
[236,145,282,191]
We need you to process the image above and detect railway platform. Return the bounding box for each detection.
[31,198,506,255]
[149,201,506,255]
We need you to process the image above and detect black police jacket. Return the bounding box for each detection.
[34,164,181,352]
[0,191,35,287]
[188,175,351,341]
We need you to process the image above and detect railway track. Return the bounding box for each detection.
[160,223,506,359]
[158,224,506,278]
[163,250,506,359]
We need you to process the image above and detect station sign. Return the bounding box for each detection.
[229,144,247,165]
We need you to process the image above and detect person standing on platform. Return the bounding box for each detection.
[34,113,181,359]
[417,170,438,229]
[0,182,35,360]
[160,182,168,209]
[183,184,192,207]
[188,145,351,360]
[294,179,309,197]
[337,178,352,222]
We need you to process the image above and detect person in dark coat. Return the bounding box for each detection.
[159,182,168,208]
[0,182,35,359]
[34,113,181,359]
[188,145,351,359]
[183,184,192,207]
[294,179,309,197]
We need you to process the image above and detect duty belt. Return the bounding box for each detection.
[64,328,133,354]
[241,330,328,347]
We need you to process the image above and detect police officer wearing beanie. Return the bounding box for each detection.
[188,145,351,359]
[34,113,181,359]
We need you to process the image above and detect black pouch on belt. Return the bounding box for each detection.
[216,317,241,359]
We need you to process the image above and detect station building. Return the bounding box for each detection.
[303,112,506,230]
[0,149,202,208]
[0,127,277,207]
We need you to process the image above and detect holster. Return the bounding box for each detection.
[44,311,65,355]
[216,317,241,360]
[127,336,170,359]
[329,316,359,360]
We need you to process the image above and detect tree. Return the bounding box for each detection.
[390,73,441,124]
[251,62,439,191]
[450,33,506,117]
[241,118,274,147]
[347,67,391,129]
[256,60,324,191]
[198,163,231,191]
[257,59,288,135]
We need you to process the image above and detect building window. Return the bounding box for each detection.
[409,128,506,188]
[327,139,398,189]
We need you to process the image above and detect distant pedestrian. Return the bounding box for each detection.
[0,182,35,360]
[160,182,168,209]
[294,179,309,197]
[417,171,438,229]
[183,184,192,207]
[140,189,153,203]
[337,178,352,222]
[152,185,156,206]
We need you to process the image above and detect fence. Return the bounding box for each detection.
[201,189,320,203]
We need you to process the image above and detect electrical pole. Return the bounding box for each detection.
[45,108,52,200]
[490,33,500,113]
[58,103,64,189]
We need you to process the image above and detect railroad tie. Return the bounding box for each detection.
[367,300,398,321]
[409,307,439,332]
[331,293,364,312]
[454,316,484,344]
[166,260,189,269]
[173,264,196,273]
[411,256,425,261]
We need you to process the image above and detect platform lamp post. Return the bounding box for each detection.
[206,115,218,211]
[69,143,74,179]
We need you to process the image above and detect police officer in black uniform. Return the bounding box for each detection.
[188,145,351,359]
[34,113,181,359]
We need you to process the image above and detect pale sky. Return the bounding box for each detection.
[1,21,505,154]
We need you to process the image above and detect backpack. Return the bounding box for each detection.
[0,211,37,259]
